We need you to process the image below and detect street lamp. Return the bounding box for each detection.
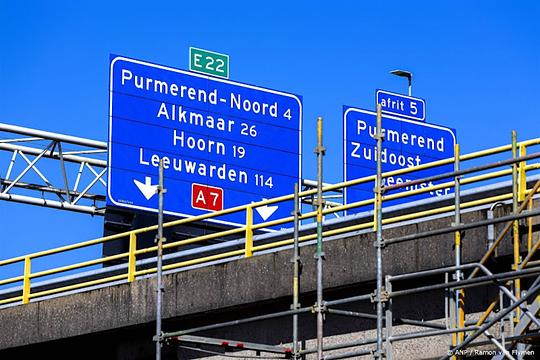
[390,69,412,96]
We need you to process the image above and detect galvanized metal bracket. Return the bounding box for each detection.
[374,238,386,249]
[155,236,167,244]
[152,332,164,343]
[311,301,327,314]
[291,258,303,277]
[452,272,464,281]
[290,209,302,216]
[314,145,326,155]
[378,179,388,194]
[290,302,302,310]
[371,348,387,359]
[371,288,389,303]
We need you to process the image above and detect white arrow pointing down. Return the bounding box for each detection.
[255,199,279,221]
[133,177,158,200]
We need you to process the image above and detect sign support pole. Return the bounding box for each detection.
[375,104,385,359]
[315,117,325,360]
[454,144,465,352]
[155,160,166,360]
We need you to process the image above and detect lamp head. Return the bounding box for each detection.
[390,69,412,80]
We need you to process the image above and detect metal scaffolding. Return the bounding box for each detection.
[158,122,540,360]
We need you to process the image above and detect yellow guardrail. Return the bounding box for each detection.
[0,137,539,306]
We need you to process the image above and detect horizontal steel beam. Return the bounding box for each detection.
[0,143,106,167]
[0,179,105,201]
[0,122,107,149]
[167,334,292,355]
[0,193,104,215]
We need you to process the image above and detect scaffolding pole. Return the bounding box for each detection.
[292,182,301,359]
[155,160,166,360]
[453,143,465,355]
[375,104,385,359]
[512,130,522,329]
[315,116,326,360]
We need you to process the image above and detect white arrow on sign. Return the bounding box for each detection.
[254,199,279,221]
[133,177,158,200]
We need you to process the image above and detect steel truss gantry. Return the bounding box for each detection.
[0,123,342,218]
[0,123,108,215]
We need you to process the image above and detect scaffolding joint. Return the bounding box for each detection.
[155,236,167,244]
[452,272,464,281]
[371,348,386,359]
[290,302,302,310]
[291,257,303,273]
[373,180,387,194]
[371,288,389,303]
[374,238,386,249]
[290,209,302,217]
[152,332,164,343]
[314,145,326,155]
[311,301,327,315]
[290,255,302,264]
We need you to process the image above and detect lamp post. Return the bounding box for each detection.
[390,69,412,96]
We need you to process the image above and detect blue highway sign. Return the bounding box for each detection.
[343,106,456,214]
[376,89,426,121]
[108,55,302,228]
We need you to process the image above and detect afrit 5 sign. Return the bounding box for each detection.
[108,55,302,227]
[376,89,426,122]
[343,106,456,213]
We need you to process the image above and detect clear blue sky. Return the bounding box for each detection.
[0,1,539,272]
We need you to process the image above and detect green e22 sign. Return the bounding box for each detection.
[189,47,229,79]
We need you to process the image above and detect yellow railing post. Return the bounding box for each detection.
[518,144,526,202]
[128,233,137,282]
[245,206,253,258]
[22,256,31,304]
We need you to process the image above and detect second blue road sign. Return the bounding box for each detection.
[343,106,456,214]
[108,55,302,228]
